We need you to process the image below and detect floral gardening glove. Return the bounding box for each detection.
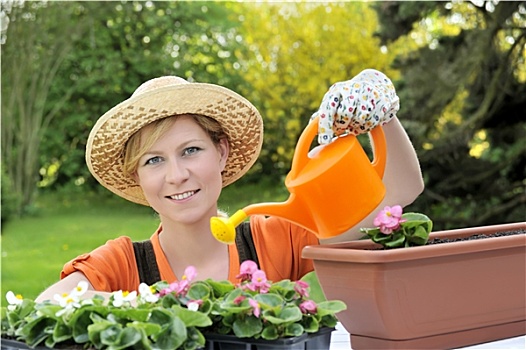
[311,69,400,144]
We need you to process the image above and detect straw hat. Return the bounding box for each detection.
[86,76,264,206]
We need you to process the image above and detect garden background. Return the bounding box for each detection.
[1,1,525,299]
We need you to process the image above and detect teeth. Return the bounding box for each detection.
[169,191,195,200]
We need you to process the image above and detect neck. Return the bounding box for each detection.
[158,216,230,280]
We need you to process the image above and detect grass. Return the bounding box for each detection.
[1,179,288,300]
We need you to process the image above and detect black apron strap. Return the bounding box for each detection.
[133,222,259,285]
[235,221,260,268]
[132,240,161,286]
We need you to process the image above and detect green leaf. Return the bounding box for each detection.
[18,299,37,319]
[261,324,278,340]
[111,327,142,350]
[204,279,235,298]
[34,304,62,319]
[254,293,283,308]
[88,319,114,349]
[71,308,97,343]
[370,231,392,244]
[300,271,327,303]
[268,280,296,301]
[214,301,251,316]
[198,299,212,314]
[160,293,180,308]
[171,304,212,328]
[127,321,162,337]
[151,315,187,350]
[410,226,430,245]
[262,306,302,324]
[316,300,347,317]
[401,212,431,222]
[100,324,122,346]
[232,315,262,338]
[320,314,339,328]
[52,321,72,344]
[301,315,320,333]
[222,288,244,303]
[284,322,304,337]
[184,327,206,349]
[148,308,173,326]
[187,282,211,301]
[17,315,55,347]
[111,308,152,322]
[384,232,406,248]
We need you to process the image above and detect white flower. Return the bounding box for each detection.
[138,283,159,303]
[187,301,200,312]
[6,291,23,311]
[53,280,91,316]
[54,291,81,317]
[111,290,137,307]
[71,280,89,297]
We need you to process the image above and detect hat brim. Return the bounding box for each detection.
[86,82,264,206]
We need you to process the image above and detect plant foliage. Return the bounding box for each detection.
[1,266,345,349]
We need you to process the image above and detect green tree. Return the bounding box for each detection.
[1,1,92,215]
[2,1,248,216]
[40,1,248,193]
[234,2,399,179]
[374,1,525,229]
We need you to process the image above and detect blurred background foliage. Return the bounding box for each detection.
[1,0,525,230]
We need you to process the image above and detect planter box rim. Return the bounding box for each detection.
[303,222,525,264]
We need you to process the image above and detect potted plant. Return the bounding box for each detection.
[303,205,526,350]
[1,261,346,350]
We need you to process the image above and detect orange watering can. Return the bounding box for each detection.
[211,116,387,244]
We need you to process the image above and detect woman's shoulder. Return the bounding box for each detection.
[64,236,133,268]
[61,236,138,292]
[90,236,134,255]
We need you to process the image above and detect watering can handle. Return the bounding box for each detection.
[288,117,320,179]
[290,116,387,179]
[370,126,387,179]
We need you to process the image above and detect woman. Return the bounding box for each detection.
[36,71,423,302]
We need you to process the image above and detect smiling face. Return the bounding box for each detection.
[128,115,229,226]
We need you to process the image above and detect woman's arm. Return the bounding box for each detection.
[35,271,111,303]
[320,117,424,244]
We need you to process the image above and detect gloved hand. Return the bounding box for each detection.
[311,69,400,144]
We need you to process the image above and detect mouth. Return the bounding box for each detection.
[166,190,199,201]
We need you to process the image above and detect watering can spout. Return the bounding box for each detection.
[210,197,314,244]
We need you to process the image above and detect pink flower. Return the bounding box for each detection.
[236,260,258,281]
[373,205,406,234]
[294,280,310,298]
[233,295,246,305]
[299,300,317,314]
[177,266,197,296]
[182,266,197,282]
[249,299,260,318]
[159,266,197,297]
[246,270,271,293]
[159,281,179,297]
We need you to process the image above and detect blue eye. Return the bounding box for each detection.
[183,147,201,156]
[145,156,162,165]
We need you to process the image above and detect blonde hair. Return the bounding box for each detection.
[123,114,227,177]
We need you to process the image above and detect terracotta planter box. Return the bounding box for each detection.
[302,222,526,349]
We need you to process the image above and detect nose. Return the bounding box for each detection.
[165,158,189,184]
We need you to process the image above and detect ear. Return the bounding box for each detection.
[131,171,140,185]
[217,138,230,171]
